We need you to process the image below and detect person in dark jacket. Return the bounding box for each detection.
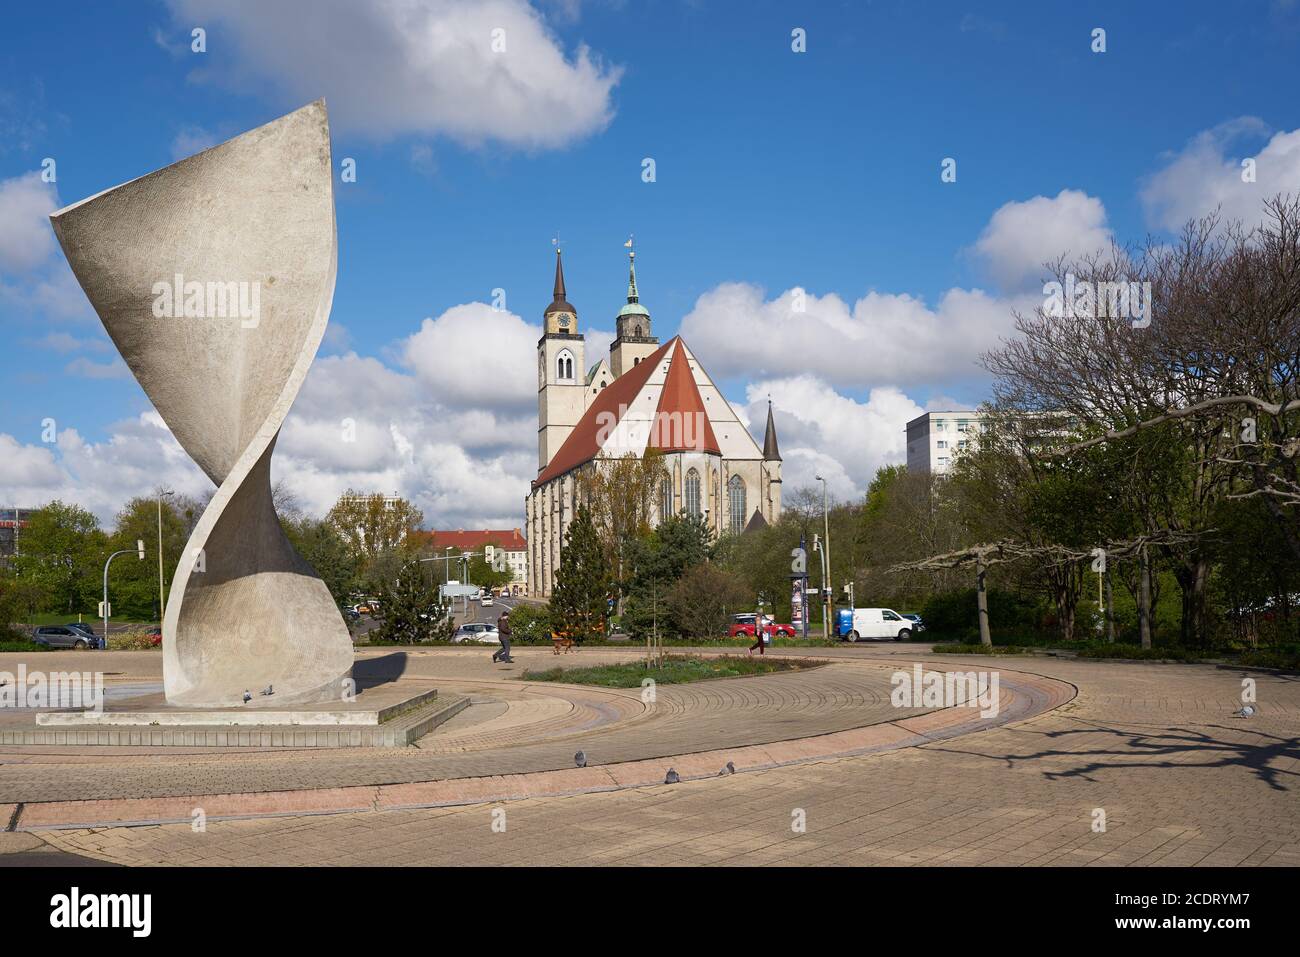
[493,611,514,663]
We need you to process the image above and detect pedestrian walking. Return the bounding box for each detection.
[493,611,514,663]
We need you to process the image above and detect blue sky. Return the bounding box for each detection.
[2,0,1299,526]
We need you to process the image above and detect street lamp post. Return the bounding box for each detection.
[815,475,830,640]
[156,488,174,621]
[103,539,145,650]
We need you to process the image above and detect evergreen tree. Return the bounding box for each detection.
[550,505,612,641]
[373,569,452,644]
[282,516,359,612]
[621,513,715,637]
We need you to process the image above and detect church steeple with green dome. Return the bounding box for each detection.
[610,237,660,378]
[614,238,655,340]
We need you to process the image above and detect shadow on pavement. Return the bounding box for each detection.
[353,652,410,692]
[927,719,1300,791]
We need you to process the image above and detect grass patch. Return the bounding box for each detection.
[0,640,51,653]
[521,653,819,688]
[1231,649,1300,672]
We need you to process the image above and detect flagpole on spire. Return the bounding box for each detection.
[624,234,639,303]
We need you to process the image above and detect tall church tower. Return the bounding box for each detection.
[538,248,586,473]
[609,241,660,378]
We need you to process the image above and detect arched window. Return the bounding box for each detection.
[684,468,701,517]
[728,475,746,531]
[634,324,642,337]
[556,349,575,382]
[659,474,673,521]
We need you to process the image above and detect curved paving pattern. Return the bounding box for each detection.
[0,656,940,804]
[0,649,1073,833]
[20,653,1298,867]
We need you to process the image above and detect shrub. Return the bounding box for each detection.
[108,625,160,650]
[1073,641,1203,662]
[1236,648,1300,671]
[504,603,553,642]
[920,587,1046,641]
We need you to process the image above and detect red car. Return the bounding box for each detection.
[146,628,162,647]
[728,614,797,639]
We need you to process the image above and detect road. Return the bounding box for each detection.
[349,592,530,640]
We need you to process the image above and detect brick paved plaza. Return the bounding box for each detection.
[1,644,1295,867]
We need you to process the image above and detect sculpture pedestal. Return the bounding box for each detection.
[13,684,466,749]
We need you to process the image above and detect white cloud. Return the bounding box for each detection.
[2,299,932,527]
[65,357,129,380]
[402,303,541,413]
[1140,118,1300,231]
[749,378,923,502]
[164,0,621,148]
[27,331,110,354]
[680,281,1024,390]
[0,171,57,274]
[0,434,64,489]
[170,125,217,160]
[0,172,95,324]
[0,414,210,524]
[973,189,1113,291]
[1,299,551,527]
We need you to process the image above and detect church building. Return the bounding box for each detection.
[525,246,782,597]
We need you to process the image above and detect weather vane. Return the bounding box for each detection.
[624,233,635,258]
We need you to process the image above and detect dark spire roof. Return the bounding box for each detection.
[545,248,576,317]
[763,399,781,461]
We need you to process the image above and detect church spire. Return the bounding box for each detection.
[763,399,782,461]
[544,245,577,328]
[553,246,567,302]
[626,240,640,304]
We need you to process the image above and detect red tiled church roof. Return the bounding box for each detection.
[532,336,721,488]
[653,339,720,454]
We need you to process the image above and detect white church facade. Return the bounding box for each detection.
[525,246,782,598]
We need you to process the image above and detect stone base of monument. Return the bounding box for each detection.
[9,684,467,749]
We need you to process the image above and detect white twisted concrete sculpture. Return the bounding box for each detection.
[51,101,353,707]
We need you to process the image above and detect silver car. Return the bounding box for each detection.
[33,625,94,649]
[452,623,500,644]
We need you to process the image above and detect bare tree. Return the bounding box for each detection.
[577,451,663,607]
[980,199,1300,643]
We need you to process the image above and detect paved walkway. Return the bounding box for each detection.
[3,646,1297,866]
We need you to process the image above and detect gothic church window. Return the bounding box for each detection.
[685,468,701,517]
[728,475,746,531]
[659,474,673,520]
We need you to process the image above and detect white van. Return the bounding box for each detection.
[843,608,913,642]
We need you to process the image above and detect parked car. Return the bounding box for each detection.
[837,608,913,642]
[451,622,499,644]
[33,625,94,649]
[727,613,797,639]
[63,622,105,649]
[901,614,925,633]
